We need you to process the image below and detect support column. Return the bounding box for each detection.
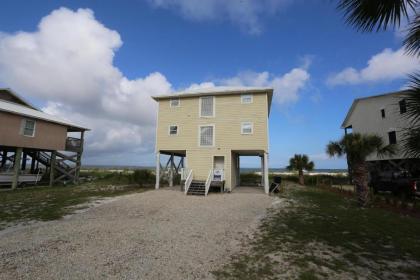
[75,131,85,184]
[21,152,27,170]
[236,155,240,187]
[260,155,264,187]
[155,152,160,189]
[263,152,269,194]
[12,148,22,189]
[30,154,36,173]
[169,154,174,187]
[1,150,7,167]
[49,151,56,187]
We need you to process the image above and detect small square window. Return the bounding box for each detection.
[241,94,253,104]
[170,98,180,107]
[381,109,385,119]
[399,99,407,114]
[241,122,253,134]
[169,125,178,135]
[21,119,36,137]
[388,131,397,145]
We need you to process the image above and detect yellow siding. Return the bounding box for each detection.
[156,93,269,190]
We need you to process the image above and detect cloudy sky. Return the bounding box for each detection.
[0,0,418,168]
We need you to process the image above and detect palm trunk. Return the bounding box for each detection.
[298,169,304,185]
[352,162,369,207]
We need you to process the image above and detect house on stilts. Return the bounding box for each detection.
[0,88,89,189]
[342,90,420,177]
[152,87,273,196]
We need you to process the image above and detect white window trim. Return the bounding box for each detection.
[198,124,215,147]
[241,122,253,135]
[21,118,36,138]
[199,96,215,118]
[170,98,180,108]
[168,124,178,136]
[241,94,253,104]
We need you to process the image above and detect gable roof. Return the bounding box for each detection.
[341,90,408,128]
[0,88,38,110]
[0,97,89,132]
[152,86,274,115]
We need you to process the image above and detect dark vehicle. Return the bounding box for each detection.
[370,171,419,198]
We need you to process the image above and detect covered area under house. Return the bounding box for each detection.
[154,149,269,196]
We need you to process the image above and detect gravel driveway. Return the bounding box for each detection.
[0,188,274,280]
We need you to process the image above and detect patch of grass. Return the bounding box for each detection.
[0,181,149,230]
[214,185,420,279]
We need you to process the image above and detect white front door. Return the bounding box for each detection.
[213,156,224,181]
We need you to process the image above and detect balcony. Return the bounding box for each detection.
[65,137,82,152]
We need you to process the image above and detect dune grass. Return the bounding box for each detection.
[213,184,420,279]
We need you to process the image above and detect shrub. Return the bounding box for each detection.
[130,169,155,186]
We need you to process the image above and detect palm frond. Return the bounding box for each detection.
[402,72,420,126]
[377,144,398,158]
[401,126,420,157]
[337,0,417,32]
[404,13,420,56]
[326,141,343,157]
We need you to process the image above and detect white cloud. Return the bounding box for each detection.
[146,0,292,34]
[186,67,310,105]
[327,48,420,86]
[0,7,172,162]
[0,7,310,165]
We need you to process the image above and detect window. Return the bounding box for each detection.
[241,94,253,104]
[170,98,180,107]
[21,119,36,137]
[169,125,178,135]
[388,131,397,145]
[399,99,407,114]
[381,109,385,119]
[199,125,214,146]
[241,122,253,134]
[200,96,214,117]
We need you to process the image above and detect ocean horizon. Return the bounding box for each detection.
[82,165,347,173]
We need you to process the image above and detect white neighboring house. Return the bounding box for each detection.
[341,90,420,174]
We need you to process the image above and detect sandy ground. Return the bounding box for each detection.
[0,188,274,280]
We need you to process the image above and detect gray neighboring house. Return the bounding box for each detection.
[342,90,420,175]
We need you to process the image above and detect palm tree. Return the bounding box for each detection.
[326,133,395,207]
[337,0,420,156]
[401,73,420,158]
[286,154,314,185]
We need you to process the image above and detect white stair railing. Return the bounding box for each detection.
[184,169,193,194]
[205,169,213,196]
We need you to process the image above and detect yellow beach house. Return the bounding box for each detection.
[152,87,273,195]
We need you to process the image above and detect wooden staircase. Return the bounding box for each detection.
[186,180,206,196]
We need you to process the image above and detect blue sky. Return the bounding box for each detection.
[0,0,418,168]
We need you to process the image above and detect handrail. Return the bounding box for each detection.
[184,169,193,194]
[205,169,213,196]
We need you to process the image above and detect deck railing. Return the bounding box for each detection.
[184,169,193,194]
[65,137,82,152]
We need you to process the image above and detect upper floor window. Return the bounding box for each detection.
[381,109,385,119]
[170,98,180,107]
[388,131,397,145]
[169,125,178,136]
[241,94,253,104]
[21,119,36,137]
[200,96,214,117]
[199,125,214,146]
[399,99,407,114]
[241,122,253,134]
